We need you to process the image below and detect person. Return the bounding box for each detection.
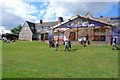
[49,40,52,47]
[64,40,70,51]
[83,37,86,47]
[51,39,55,48]
[2,37,7,42]
[68,39,71,50]
[78,37,83,45]
[86,35,90,45]
[62,40,65,45]
[54,40,59,51]
[112,36,119,50]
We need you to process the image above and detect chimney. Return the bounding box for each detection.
[40,20,42,24]
[100,16,103,18]
[58,17,63,23]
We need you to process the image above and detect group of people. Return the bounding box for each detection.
[48,36,119,51]
[78,36,90,47]
[48,39,71,51]
[2,37,15,43]
[49,40,59,51]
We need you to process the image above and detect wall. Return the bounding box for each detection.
[19,22,33,41]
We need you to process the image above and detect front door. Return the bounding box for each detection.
[69,32,76,41]
[41,34,44,41]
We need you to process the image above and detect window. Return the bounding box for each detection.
[70,32,76,41]
[100,35,105,41]
[31,26,34,30]
[94,29,99,32]
[93,35,99,41]
[27,34,29,37]
[101,28,106,33]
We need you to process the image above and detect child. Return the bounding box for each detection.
[54,40,59,51]
[83,37,86,47]
[68,39,71,50]
[64,40,70,51]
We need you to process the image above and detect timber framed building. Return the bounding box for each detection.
[19,13,120,45]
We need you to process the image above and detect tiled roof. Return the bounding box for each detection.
[52,15,113,29]
[26,21,59,33]
[96,17,110,23]
[96,16,120,26]
[35,21,58,29]
[85,12,94,19]
[26,21,36,33]
[35,21,59,33]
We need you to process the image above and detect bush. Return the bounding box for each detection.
[2,33,17,41]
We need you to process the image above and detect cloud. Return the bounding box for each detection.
[0,0,38,30]
[0,0,118,30]
[40,0,117,22]
[23,0,119,2]
[0,26,11,34]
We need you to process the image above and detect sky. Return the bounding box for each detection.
[0,0,119,34]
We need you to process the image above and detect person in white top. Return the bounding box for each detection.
[83,37,87,47]
[64,40,70,51]
[78,37,83,45]
[54,40,59,51]
[112,36,119,50]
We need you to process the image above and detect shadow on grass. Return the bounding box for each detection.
[60,48,79,52]
[72,48,79,51]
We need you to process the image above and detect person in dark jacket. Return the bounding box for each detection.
[54,40,59,51]
[112,36,119,50]
[64,40,70,51]
[68,39,71,50]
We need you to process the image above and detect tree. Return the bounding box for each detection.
[11,25,22,34]
[11,25,22,39]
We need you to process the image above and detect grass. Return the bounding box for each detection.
[2,41,118,78]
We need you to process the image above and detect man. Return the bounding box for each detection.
[112,36,119,50]
[68,39,71,50]
[64,40,70,51]
[54,40,59,51]
[83,37,87,47]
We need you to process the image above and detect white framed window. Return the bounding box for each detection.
[31,26,34,30]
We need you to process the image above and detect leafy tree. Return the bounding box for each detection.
[11,25,22,39]
[11,25,22,35]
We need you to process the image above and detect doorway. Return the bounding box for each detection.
[69,32,76,41]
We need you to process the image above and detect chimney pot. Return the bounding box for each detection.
[58,17,63,23]
[40,20,42,24]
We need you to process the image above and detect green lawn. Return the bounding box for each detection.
[2,41,118,78]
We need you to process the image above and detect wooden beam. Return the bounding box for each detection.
[77,27,78,41]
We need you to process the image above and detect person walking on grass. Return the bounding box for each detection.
[83,37,87,47]
[68,39,71,50]
[64,40,70,51]
[112,36,119,50]
[54,40,59,51]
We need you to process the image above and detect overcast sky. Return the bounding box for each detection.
[0,0,119,33]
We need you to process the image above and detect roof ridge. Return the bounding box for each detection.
[26,20,35,24]
[85,12,94,18]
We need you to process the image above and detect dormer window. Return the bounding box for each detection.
[31,26,34,30]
